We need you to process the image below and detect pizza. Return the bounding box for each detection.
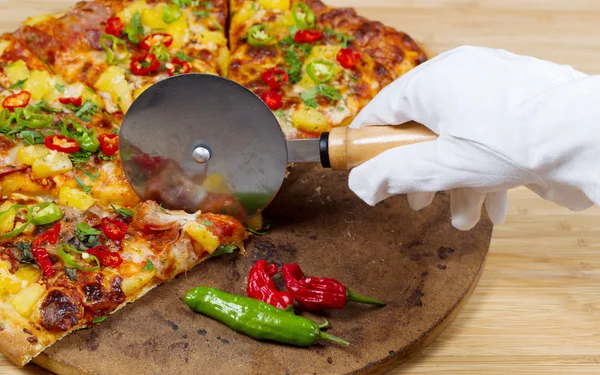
[0,0,427,368]
[228,0,428,138]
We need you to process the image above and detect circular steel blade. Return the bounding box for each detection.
[119,74,287,221]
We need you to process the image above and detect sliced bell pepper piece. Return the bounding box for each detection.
[292,2,316,29]
[99,133,119,156]
[100,217,128,241]
[44,134,80,154]
[32,202,63,225]
[247,24,274,47]
[306,59,336,83]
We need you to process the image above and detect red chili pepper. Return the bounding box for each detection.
[281,264,386,311]
[294,29,323,44]
[247,260,293,310]
[140,33,173,51]
[105,17,124,37]
[32,223,61,247]
[166,57,191,77]
[44,135,80,154]
[87,246,123,268]
[260,90,283,110]
[2,91,31,112]
[130,53,160,76]
[58,97,83,107]
[31,248,55,277]
[261,68,289,90]
[336,48,361,69]
[100,217,128,241]
[99,133,119,156]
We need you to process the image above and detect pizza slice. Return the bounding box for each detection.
[12,0,229,115]
[228,0,428,139]
[0,198,247,367]
[0,50,139,208]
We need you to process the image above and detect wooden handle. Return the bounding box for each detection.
[327,121,438,170]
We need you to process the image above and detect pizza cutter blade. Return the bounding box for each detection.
[119,74,437,221]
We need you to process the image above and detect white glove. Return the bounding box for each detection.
[348,45,600,230]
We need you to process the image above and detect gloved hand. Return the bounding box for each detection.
[348,45,600,230]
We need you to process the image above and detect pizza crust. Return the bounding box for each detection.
[0,321,44,367]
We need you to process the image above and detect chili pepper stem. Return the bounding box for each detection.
[317,320,330,329]
[319,332,349,345]
[347,290,386,306]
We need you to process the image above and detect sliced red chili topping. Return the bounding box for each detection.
[140,33,173,51]
[44,135,80,154]
[87,246,123,268]
[166,57,191,77]
[100,217,128,241]
[99,133,119,156]
[260,90,283,110]
[294,29,323,44]
[261,68,289,90]
[105,17,124,37]
[32,223,61,247]
[336,48,361,69]
[2,91,31,112]
[58,97,83,107]
[130,53,160,76]
[32,247,55,277]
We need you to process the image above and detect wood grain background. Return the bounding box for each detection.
[1,0,600,374]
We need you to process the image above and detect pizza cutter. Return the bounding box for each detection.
[119,74,437,221]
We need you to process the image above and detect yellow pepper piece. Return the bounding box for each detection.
[59,186,96,211]
[11,283,45,317]
[185,221,220,253]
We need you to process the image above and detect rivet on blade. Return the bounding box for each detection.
[192,146,211,164]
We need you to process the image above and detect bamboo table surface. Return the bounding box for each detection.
[1,0,600,374]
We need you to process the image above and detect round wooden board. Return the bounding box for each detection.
[33,164,491,375]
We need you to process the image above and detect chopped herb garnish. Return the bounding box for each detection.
[336,106,345,112]
[324,28,355,48]
[8,79,27,90]
[301,84,342,108]
[55,83,66,93]
[84,171,99,180]
[16,242,35,264]
[92,316,107,324]
[211,244,237,257]
[245,224,272,236]
[75,176,92,193]
[111,205,134,219]
[175,51,194,62]
[75,223,101,241]
[98,151,115,161]
[18,130,45,145]
[75,100,98,122]
[69,150,93,164]
[65,267,78,281]
[142,259,156,272]
[202,220,214,226]
[125,11,145,44]
[283,47,304,84]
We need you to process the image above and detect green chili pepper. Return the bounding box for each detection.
[100,34,130,65]
[306,59,336,84]
[0,205,32,239]
[247,24,274,47]
[14,108,53,128]
[184,286,349,347]
[57,244,101,272]
[292,2,316,29]
[61,121,100,152]
[32,202,63,225]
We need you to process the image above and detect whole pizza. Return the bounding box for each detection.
[0,0,427,368]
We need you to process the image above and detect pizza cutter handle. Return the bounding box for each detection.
[320,121,438,170]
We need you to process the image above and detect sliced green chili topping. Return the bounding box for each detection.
[14,107,53,129]
[163,4,183,24]
[32,202,63,226]
[100,34,130,65]
[0,205,32,239]
[292,2,316,29]
[60,120,99,152]
[57,244,101,272]
[306,59,336,84]
[247,24,274,47]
